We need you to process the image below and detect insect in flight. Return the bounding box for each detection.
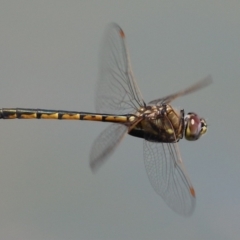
[1,23,211,216]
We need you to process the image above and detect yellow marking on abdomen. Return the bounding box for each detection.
[6,114,17,119]
[41,113,59,119]
[61,114,80,120]
[105,116,128,122]
[20,113,37,119]
[82,115,103,121]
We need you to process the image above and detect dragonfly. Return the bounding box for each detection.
[1,23,212,216]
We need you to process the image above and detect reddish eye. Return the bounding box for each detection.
[185,113,206,141]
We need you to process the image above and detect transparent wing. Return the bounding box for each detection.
[149,75,212,105]
[96,23,145,115]
[90,124,128,172]
[143,140,196,216]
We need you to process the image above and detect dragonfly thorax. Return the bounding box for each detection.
[128,105,185,143]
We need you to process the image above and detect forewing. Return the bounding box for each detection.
[149,75,212,105]
[90,124,128,172]
[96,23,145,114]
[143,140,196,216]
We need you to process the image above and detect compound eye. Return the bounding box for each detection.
[185,113,207,141]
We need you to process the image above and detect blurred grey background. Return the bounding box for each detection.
[0,1,239,240]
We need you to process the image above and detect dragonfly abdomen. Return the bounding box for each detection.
[0,108,132,123]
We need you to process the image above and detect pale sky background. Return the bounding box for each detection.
[0,1,239,240]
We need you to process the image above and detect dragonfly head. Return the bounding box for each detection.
[184,113,207,141]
